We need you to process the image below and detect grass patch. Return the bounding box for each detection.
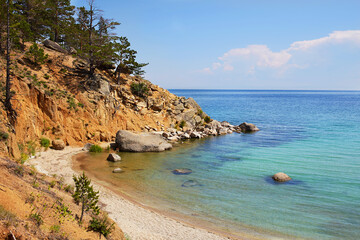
[50,224,61,233]
[89,145,103,153]
[29,212,43,226]
[0,131,9,140]
[0,205,17,226]
[40,137,50,148]
[204,116,211,123]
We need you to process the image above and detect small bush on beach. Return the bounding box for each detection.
[40,137,50,148]
[89,145,103,153]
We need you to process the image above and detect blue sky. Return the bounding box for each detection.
[72,0,360,90]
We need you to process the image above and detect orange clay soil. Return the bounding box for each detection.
[0,156,125,240]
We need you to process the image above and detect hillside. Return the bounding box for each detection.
[0,42,210,159]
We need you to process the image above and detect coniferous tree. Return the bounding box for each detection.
[72,172,100,223]
[114,37,148,83]
[44,0,75,43]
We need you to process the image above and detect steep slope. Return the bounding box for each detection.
[0,42,208,159]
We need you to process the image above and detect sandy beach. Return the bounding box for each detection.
[26,147,232,240]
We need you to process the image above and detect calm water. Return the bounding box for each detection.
[79,90,360,239]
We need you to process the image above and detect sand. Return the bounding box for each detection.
[27,147,230,240]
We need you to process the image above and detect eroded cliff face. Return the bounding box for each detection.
[0,43,207,159]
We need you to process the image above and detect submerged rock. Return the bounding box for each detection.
[115,130,172,152]
[272,172,292,182]
[172,168,192,175]
[181,180,201,187]
[52,139,65,150]
[107,153,121,162]
[237,122,259,133]
[112,168,123,173]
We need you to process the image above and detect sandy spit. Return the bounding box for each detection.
[27,147,229,240]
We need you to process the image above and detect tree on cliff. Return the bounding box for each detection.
[44,0,75,43]
[3,0,17,123]
[114,37,148,84]
[72,172,100,223]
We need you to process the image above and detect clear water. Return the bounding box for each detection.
[78,90,360,239]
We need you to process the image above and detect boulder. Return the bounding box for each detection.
[107,153,121,162]
[43,39,68,54]
[112,168,123,173]
[190,132,201,138]
[172,168,192,175]
[272,172,291,182]
[238,122,259,133]
[115,130,172,152]
[69,47,77,54]
[52,139,65,150]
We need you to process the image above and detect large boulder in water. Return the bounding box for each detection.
[272,172,291,182]
[238,122,259,133]
[115,130,172,152]
[43,39,68,54]
[107,153,121,162]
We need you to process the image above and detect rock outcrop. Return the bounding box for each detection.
[115,130,172,152]
[272,172,291,182]
[43,39,68,54]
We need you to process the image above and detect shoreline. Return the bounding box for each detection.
[26,147,236,240]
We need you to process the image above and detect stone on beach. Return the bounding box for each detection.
[115,130,172,152]
[107,153,121,162]
[272,172,292,182]
[52,139,65,150]
[112,168,123,173]
[172,168,192,175]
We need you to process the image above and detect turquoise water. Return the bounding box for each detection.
[81,90,360,239]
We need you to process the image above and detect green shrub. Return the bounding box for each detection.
[64,184,74,194]
[179,120,186,129]
[130,82,149,98]
[44,74,50,79]
[14,165,24,177]
[0,131,9,140]
[89,145,103,153]
[50,224,60,233]
[204,116,211,123]
[29,212,43,226]
[25,43,48,65]
[88,214,114,238]
[40,137,50,148]
[49,180,56,188]
[67,97,77,110]
[0,205,17,226]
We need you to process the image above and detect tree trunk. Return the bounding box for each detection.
[80,197,85,222]
[5,0,11,110]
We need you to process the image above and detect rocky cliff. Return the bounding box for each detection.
[0,42,211,159]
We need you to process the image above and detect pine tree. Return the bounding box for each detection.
[4,0,17,123]
[114,37,148,83]
[44,0,75,43]
[72,172,100,223]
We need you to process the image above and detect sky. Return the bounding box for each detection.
[72,0,360,90]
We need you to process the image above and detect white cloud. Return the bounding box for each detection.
[204,30,360,74]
